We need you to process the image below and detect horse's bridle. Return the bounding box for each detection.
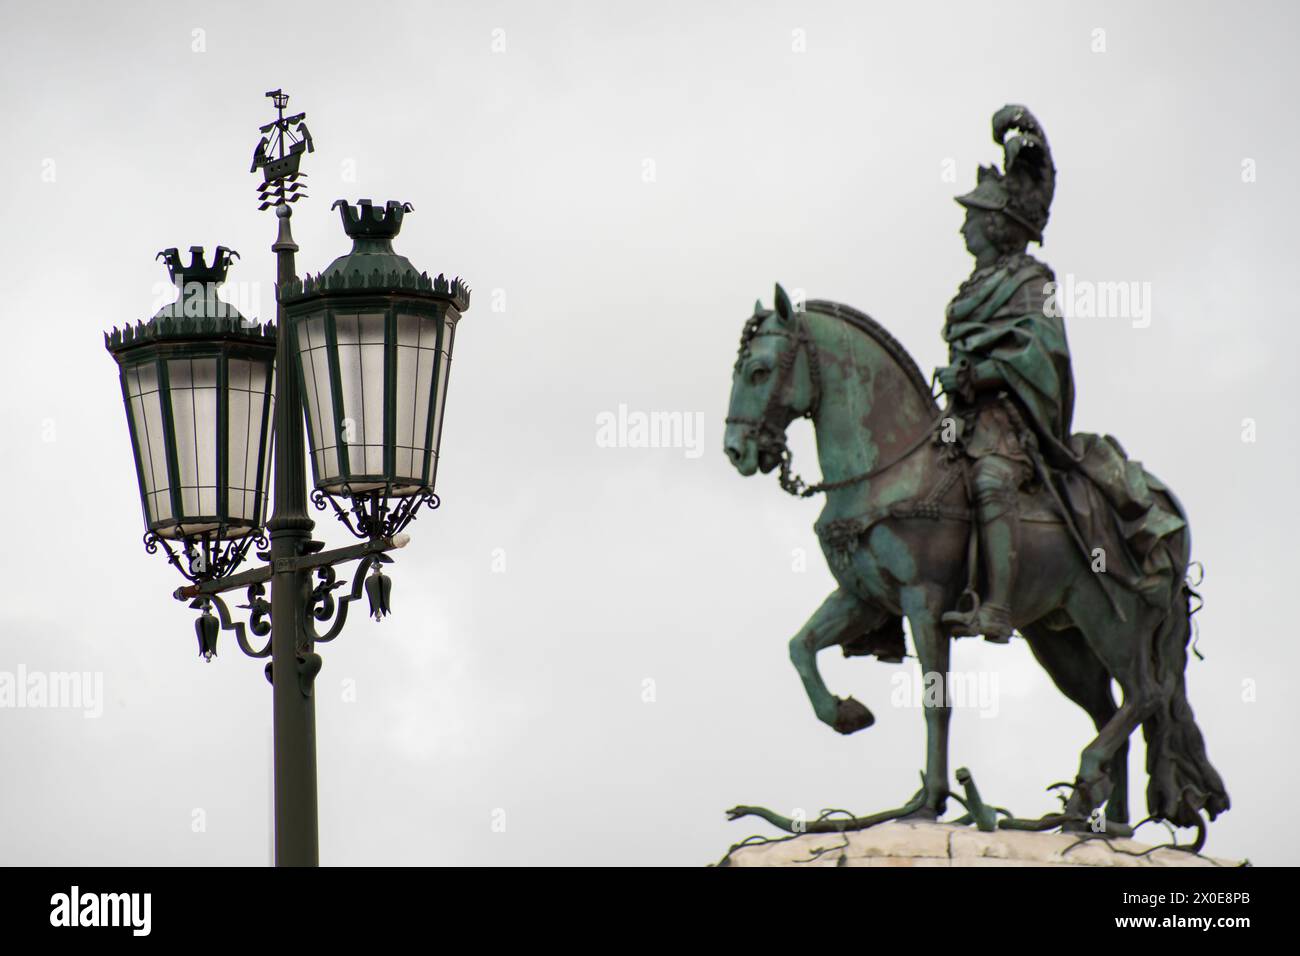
[726,309,944,498]
[725,311,824,496]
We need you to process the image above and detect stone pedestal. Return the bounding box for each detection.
[718,821,1239,867]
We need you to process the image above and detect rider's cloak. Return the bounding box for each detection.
[944,254,1187,600]
[944,253,1073,453]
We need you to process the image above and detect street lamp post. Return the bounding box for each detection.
[103,90,469,867]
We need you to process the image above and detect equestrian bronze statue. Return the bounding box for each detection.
[722,105,1228,845]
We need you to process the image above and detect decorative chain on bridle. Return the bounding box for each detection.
[726,310,944,498]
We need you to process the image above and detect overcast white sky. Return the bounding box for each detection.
[1,0,1297,865]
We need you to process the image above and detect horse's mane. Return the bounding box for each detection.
[806,299,938,412]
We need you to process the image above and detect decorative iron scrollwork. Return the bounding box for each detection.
[168,530,408,668]
[240,582,273,638]
[145,529,267,585]
[308,565,344,624]
[311,487,438,541]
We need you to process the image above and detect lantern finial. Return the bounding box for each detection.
[331,199,414,250]
[155,245,239,287]
[148,245,246,322]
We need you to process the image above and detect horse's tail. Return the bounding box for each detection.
[1141,580,1230,828]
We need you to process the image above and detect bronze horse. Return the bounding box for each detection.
[723,285,1228,839]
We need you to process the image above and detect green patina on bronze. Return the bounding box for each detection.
[723,105,1228,846]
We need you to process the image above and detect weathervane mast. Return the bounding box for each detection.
[250,89,314,210]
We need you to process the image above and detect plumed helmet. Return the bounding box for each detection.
[955,105,1056,243]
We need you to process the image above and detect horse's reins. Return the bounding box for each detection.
[726,311,946,498]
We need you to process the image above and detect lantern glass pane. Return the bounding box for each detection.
[226,357,272,525]
[168,357,219,518]
[335,312,387,479]
[227,359,251,522]
[428,321,455,484]
[259,369,276,525]
[298,315,338,481]
[394,312,438,484]
[127,362,172,524]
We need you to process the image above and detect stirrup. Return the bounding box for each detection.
[941,590,1014,642]
[941,588,983,638]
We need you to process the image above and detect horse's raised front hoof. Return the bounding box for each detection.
[833,696,875,734]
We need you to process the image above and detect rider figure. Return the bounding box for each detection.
[936,106,1072,643]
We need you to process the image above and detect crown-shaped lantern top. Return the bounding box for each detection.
[157,245,238,287]
[104,246,274,357]
[151,245,243,322]
[336,198,412,250]
[280,199,470,312]
[315,199,417,280]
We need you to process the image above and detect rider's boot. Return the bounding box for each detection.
[943,456,1020,642]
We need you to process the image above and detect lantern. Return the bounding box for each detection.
[105,246,277,581]
[281,199,469,539]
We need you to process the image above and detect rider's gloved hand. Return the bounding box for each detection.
[936,358,970,396]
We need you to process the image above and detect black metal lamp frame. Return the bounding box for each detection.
[111,89,466,866]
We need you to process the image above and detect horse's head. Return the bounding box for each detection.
[724,283,819,478]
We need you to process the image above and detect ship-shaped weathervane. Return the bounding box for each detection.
[250,89,314,210]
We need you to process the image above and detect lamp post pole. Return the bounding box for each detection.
[267,203,319,866]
